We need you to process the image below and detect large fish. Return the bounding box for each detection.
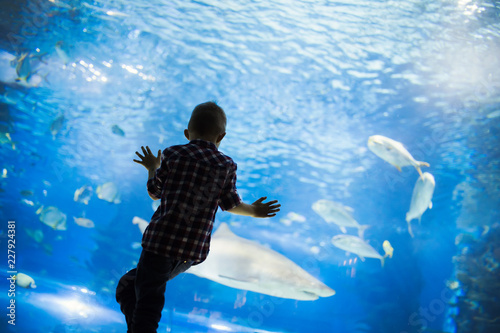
[367,135,429,177]
[186,223,335,301]
[74,185,93,204]
[312,199,369,239]
[15,273,37,288]
[96,182,121,204]
[406,172,435,237]
[331,234,392,267]
[37,206,67,230]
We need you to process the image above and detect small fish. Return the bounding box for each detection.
[24,228,44,243]
[280,212,306,226]
[446,280,460,290]
[367,135,429,178]
[20,190,34,196]
[331,234,389,267]
[406,172,435,237]
[1,168,7,178]
[96,182,121,204]
[486,110,500,119]
[21,199,35,206]
[132,216,149,234]
[50,114,65,137]
[0,132,16,150]
[74,185,93,204]
[15,273,37,288]
[37,206,67,230]
[15,53,32,83]
[73,217,95,228]
[55,41,70,65]
[382,240,394,258]
[312,199,369,239]
[111,124,125,136]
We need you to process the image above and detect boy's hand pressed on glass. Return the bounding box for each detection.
[134,146,161,179]
[228,197,281,218]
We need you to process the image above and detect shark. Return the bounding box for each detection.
[185,223,335,301]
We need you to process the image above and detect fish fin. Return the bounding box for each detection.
[418,161,430,168]
[343,205,355,213]
[429,201,433,209]
[340,226,347,234]
[407,220,414,238]
[218,275,255,283]
[415,161,430,178]
[358,225,370,239]
[395,165,402,172]
[381,257,385,268]
[358,255,365,262]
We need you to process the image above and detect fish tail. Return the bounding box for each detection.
[407,220,414,238]
[358,225,370,239]
[415,161,430,178]
[381,256,385,268]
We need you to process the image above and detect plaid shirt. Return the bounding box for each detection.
[142,139,242,263]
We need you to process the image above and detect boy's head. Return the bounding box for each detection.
[185,101,227,146]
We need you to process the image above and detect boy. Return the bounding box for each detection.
[116,101,280,333]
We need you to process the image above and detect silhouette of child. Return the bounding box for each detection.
[116,101,280,333]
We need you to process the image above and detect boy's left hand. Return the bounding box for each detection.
[133,146,161,171]
[251,197,281,218]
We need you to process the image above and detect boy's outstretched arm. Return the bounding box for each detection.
[228,197,281,218]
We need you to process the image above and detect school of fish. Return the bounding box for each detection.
[313,134,435,265]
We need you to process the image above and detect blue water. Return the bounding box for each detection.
[1,0,499,332]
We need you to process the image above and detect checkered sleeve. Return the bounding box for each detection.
[147,149,171,199]
[218,162,242,211]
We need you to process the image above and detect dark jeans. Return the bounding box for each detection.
[116,250,193,333]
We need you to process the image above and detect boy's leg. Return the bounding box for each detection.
[115,268,137,333]
[131,250,180,333]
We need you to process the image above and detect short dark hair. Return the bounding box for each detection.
[188,101,226,137]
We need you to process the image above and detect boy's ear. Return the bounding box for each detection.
[184,129,190,140]
[216,132,226,143]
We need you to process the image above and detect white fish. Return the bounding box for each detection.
[0,132,16,150]
[16,273,36,288]
[38,206,67,230]
[486,110,500,119]
[74,185,93,204]
[406,172,435,237]
[187,223,335,300]
[132,216,149,234]
[96,182,121,204]
[73,217,95,228]
[367,135,429,177]
[312,199,369,239]
[280,212,306,226]
[382,240,394,258]
[331,234,391,267]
